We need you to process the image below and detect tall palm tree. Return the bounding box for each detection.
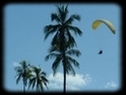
[44,4,82,93]
[14,60,31,93]
[45,44,81,91]
[28,65,49,92]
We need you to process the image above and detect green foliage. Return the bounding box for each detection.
[44,4,82,92]
[14,60,49,92]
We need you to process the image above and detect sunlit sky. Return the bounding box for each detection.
[3,3,121,92]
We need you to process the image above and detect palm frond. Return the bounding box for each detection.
[41,76,49,90]
[65,4,68,14]
[32,66,41,74]
[44,82,49,90]
[52,56,62,76]
[66,56,80,68]
[66,29,77,48]
[44,24,60,40]
[16,74,22,84]
[66,61,76,76]
[31,78,36,89]
[28,78,33,90]
[20,60,27,69]
[56,4,63,17]
[51,13,60,23]
[41,71,46,76]
[48,45,57,53]
[51,32,60,46]
[72,14,81,21]
[48,45,61,53]
[61,5,68,23]
[64,14,80,25]
[39,82,44,92]
[66,49,81,57]
[37,80,40,91]
[14,67,22,73]
[41,76,49,82]
[45,53,60,61]
[67,25,83,36]
[55,4,68,23]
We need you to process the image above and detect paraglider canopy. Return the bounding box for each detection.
[92,19,116,34]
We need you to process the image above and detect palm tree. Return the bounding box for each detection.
[44,4,82,93]
[45,44,81,91]
[28,65,49,92]
[14,60,31,93]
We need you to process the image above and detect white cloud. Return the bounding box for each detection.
[47,72,91,91]
[105,81,118,89]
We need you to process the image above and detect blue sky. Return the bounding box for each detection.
[3,3,121,92]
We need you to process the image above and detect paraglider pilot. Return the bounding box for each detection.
[98,50,103,54]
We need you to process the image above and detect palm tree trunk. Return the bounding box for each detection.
[61,29,66,93]
[23,72,26,93]
[23,83,25,93]
[23,78,26,93]
[63,58,66,93]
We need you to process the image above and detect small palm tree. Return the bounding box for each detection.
[14,60,31,92]
[28,65,49,92]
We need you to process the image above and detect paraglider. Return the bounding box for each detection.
[92,19,116,34]
[92,19,116,55]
